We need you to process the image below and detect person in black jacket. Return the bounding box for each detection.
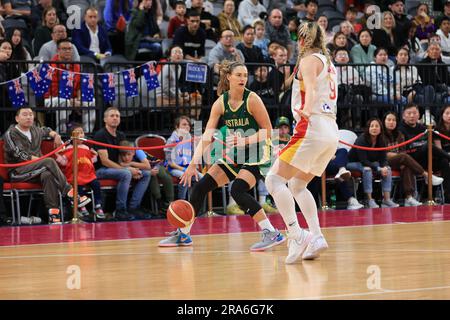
[347,117,399,208]
[399,103,450,201]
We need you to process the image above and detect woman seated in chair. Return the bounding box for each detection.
[347,118,399,208]
[383,111,443,207]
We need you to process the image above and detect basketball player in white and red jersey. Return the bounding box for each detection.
[266,21,339,264]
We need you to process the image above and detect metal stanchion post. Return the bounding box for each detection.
[321,172,329,211]
[426,123,436,206]
[71,131,80,223]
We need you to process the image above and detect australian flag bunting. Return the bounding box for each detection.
[8,79,26,108]
[101,73,116,102]
[142,63,160,91]
[37,64,53,97]
[122,69,138,97]
[81,74,95,102]
[59,71,75,99]
[26,68,42,95]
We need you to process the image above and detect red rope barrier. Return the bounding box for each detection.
[338,132,426,151]
[434,131,450,141]
[0,140,70,168]
[82,137,197,150]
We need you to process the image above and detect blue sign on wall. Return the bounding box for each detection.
[186,63,207,83]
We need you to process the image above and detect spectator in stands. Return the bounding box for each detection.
[399,103,450,201]
[125,0,163,61]
[236,25,265,74]
[436,1,450,28]
[156,45,190,106]
[417,42,450,107]
[365,47,396,104]
[434,105,450,155]
[38,24,80,61]
[339,20,358,50]
[345,7,363,35]
[218,0,242,42]
[237,0,266,28]
[301,0,318,22]
[437,17,450,56]
[0,40,14,114]
[33,6,59,57]
[208,29,244,75]
[388,0,409,47]
[0,177,8,226]
[327,31,350,53]
[190,0,220,42]
[253,19,270,62]
[317,15,334,44]
[3,106,91,224]
[55,123,105,219]
[347,117,399,208]
[165,116,203,200]
[167,1,187,39]
[118,140,154,219]
[103,0,133,55]
[372,11,400,58]
[173,10,206,62]
[103,0,133,33]
[288,16,300,42]
[7,28,31,75]
[72,7,114,67]
[44,38,96,134]
[413,3,436,41]
[404,21,425,63]
[2,0,33,45]
[350,29,376,67]
[94,107,151,220]
[31,0,67,31]
[394,47,434,105]
[267,45,292,102]
[265,9,292,59]
[384,111,443,206]
[334,47,364,105]
[249,65,275,105]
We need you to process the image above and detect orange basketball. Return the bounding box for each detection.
[167,200,195,228]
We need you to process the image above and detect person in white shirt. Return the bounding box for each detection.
[436,16,450,56]
[238,0,266,28]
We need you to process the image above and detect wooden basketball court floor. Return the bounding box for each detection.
[1,205,450,300]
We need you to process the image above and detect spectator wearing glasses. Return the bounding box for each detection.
[38,24,80,61]
[208,29,244,75]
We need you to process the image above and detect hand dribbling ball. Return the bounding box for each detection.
[167,200,195,228]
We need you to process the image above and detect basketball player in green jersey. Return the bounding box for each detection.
[159,61,286,250]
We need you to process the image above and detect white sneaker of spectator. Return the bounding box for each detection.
[424,175,444,186]
[347,197,364,210]
[335,167,351,181]
[404,196,422,207]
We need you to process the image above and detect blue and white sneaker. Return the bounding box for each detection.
[158,229,193,247]
[250,229,286,251]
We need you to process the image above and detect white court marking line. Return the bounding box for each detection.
[294,285,450,300]
[0,219,449,249]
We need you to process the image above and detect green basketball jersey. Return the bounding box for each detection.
[214,89,271,173]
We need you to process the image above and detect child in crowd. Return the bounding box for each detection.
[253,20,270,62]
[165,116,203,200]
[56,124,105,220]
[167,1,187,38]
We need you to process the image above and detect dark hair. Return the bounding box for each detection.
[395,46,410,61]
[174,1,186,7]
[437,105,450,133]
[363,117,385,145]
[333,31,346,44]
[374,47,388,56]
[16,106,33,116]
[5,29,28,74]
[68,123,83,136]
[186,9,201,18]
[403,102,419,112]
[358,28,372,42]
[305,0,318,6]
[56,38,71,48]
[382,111,401,142]
[440,16,450,26]
[113,0,129,14]
[175,115,191,129]
[242,25,254,34]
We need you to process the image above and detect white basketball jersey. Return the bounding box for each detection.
[291,53,338,123]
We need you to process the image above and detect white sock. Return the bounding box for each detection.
[266,173,302,239]
[259,195,266,205]
[289,178,322,236]
[228,197,237,206]
[180,223,193,234]
[258,219,276,232]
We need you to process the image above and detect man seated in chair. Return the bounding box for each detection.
[44,38,96,134]
[3,106,91,224]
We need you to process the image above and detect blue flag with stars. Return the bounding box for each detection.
[81,74,95,102]
[8,79,26,108]
[37,64,53,97]
[142,63,160,91]
[59,71,75,99]
[101,73,116,102]
[122,69,138,97]
[26,68,43,96]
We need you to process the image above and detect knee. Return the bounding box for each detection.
[119,169,132,181]
[287,178,307,195]
[230,179,250,200]
[265,173,285,195]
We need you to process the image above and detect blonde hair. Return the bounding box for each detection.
[291,21,331,81]
[382,11,396,33]
[252,19,265,29]
[217,60,247,96]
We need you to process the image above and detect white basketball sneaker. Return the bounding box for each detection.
[285,229,313,264]
[302,234,329,260]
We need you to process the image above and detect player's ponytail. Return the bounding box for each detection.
[217,60,246,96]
